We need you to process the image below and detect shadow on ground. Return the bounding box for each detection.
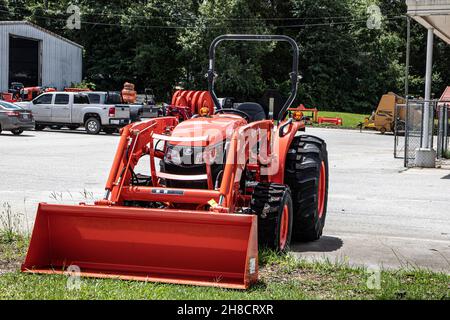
[0,133,35,137]
[290,235,343,253]
[27,129,118,136]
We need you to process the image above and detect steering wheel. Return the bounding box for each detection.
[214,108,250,122]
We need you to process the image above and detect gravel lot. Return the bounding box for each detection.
[0,127,449,272]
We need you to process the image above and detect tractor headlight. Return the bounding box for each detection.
[166,147,181,165]
[165,142,225,166]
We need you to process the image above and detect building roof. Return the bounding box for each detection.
[0,20,83,49]
[406,0,450,44]
[439,86,450,101]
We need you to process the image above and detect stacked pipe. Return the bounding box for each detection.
[122,82,137,104]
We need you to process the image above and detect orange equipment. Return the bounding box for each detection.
[1,92,16,103]
[166,90,214,121]
[122,82,137,104]
[318,117,343,126]
[289,104,318,124]
[22,35,329,289]
[22,86,55,101]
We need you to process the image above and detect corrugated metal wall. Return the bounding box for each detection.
[0,22,82,91]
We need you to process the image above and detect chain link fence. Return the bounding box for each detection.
[394,103,406,159]
[436,102,449,159]
[402,100,435,167]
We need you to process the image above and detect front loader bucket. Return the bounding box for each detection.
[22,203,258,289]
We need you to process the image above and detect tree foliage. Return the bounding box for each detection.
[1,0,450,112]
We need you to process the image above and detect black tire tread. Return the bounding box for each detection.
[285,134,329,241]
[250,183,292,252]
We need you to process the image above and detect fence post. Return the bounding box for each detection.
[404,100,409,167]
[437,105,444,158]
[445,105,449,155]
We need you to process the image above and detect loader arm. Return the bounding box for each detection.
[102,117,178,204]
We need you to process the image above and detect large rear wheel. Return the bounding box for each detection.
[285,135,329,241]
[251,183,293,252]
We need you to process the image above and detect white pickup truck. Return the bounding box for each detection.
[17,91,130,134]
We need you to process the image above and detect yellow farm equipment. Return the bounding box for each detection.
[360,92,406,134]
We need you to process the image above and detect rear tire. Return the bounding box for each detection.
[251,183,293,252]
[85,117,101,134]
[285,134,329,242]
[11,129,23,135]
[34,124,45,131]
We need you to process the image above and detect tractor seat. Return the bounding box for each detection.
[236,102,266,122]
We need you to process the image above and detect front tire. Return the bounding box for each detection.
[85,117,101,134]
[251,183,293,252]
[285,135,329,241]
[11,129,23,135]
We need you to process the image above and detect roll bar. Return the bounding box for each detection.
[207,34,299,122]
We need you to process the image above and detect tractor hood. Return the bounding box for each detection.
[170,116,246,146]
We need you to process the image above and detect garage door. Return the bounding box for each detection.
[8,35,40,87]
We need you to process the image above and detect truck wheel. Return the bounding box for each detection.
[251,183,293,252]
[85,117,101,134]
[285,135,328,242]
[11,129,23,135]
[35,124,45,131]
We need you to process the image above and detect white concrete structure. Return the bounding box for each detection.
[407,0,450,44]
[0,21,82,91]
[407,0,450,167]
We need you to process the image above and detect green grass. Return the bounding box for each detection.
[314,111,369,129]
[443,150,450,159]
[0,239,448,300]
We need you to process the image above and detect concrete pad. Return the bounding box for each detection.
[291,128,450,273]
[0,127,449,273]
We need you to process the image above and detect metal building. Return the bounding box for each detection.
[0,21,82,91]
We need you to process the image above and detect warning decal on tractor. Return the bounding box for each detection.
[151,189,184,195]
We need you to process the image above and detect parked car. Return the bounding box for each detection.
[0,100,34,135]
[17,92,131,134]
[86,91,143,122]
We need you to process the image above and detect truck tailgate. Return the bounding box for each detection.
[114,105,130,118]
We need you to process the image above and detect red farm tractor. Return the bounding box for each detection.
[22,35,329,289]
